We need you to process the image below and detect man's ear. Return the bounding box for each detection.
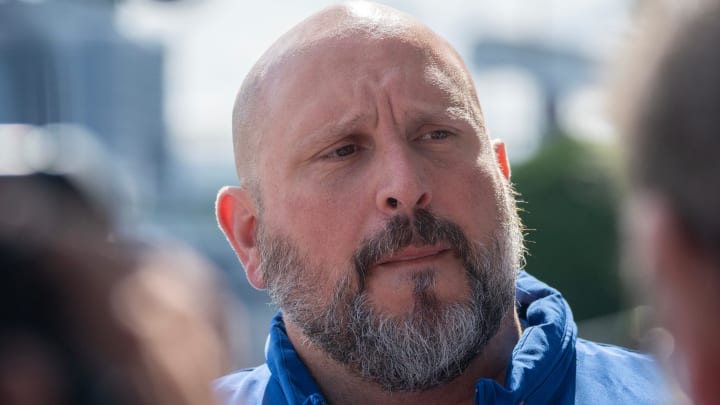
[493,139,511,180]
[216,186,265,290]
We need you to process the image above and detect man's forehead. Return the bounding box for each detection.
[266,37,475,129]
[262,27,472,110]
[276,35,456,84]
[256,33,482,150]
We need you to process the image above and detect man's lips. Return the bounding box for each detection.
[376,245,452,266]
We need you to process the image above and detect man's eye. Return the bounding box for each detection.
[328,144,358,158]
[421,130,452,140]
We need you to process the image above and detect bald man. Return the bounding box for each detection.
[214,2,663,404]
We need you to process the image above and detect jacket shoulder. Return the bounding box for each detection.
[575,339,667,404]
[214,365,271,405]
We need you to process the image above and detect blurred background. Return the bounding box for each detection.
[1,0,660,370]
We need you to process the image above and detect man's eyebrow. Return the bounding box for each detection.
[294,104,477,155]
[298,113,367,150]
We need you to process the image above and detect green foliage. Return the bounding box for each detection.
[512,135,625,321]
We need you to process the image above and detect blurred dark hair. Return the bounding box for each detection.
[0,171,229,405]
[627,3,720,250]
[0,173,143,404]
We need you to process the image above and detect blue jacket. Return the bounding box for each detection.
[215,272,665,404]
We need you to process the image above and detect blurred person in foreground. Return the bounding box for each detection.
[214,2,664,404]
[0,172,229,405]
[617,1,720,404]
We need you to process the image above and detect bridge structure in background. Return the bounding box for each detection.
[472,38,597,139]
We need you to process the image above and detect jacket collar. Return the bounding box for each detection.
[265,314,326,405]
[475,271,578,403]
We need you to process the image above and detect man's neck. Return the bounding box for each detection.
[285,308,522,405]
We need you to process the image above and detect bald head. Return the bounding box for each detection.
[231,1,483,186]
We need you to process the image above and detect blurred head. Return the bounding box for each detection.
[617,2,720,403]
[217,1,524,391]
[0,173,229,405]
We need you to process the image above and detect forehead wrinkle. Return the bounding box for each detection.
[296,113,367,154]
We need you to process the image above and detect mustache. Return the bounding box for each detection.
[353,208,473,288]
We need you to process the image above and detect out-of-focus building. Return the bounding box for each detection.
[0,0,166,193]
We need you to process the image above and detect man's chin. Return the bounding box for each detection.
[362,268,473,315]
[339,291,487,392]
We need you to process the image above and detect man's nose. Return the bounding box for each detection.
[374,146,432,215]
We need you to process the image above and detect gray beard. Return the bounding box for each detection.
[258,207,522,392]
